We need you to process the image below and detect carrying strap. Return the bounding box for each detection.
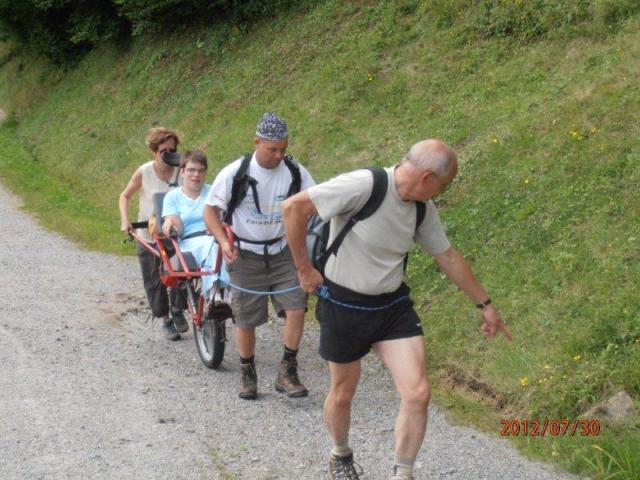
[323,167,427,271]
[223,154,252,225]
[167,167,180,188]
[324,167,388,261]
[415,201,426,229]
[403,200,427,272]
[233,234,284,271]
[223,153,302,225]
[283,156,302,197]
[181,230,209,241]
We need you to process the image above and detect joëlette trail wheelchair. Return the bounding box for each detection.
[129,192,234,370]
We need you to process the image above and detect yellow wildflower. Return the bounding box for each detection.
[520,377,529,387]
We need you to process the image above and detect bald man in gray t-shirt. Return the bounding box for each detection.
[283,139,512,480]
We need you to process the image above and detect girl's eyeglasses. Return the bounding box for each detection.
[184,167,206,175]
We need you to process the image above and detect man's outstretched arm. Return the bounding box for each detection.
[282,192,324,294]
[434,247,512,341]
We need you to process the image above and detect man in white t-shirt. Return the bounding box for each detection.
[282,139,512,480]
[204,112,315,400]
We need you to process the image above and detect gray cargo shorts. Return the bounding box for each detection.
[225,246,307,328]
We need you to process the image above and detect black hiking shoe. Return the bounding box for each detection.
[162,318,181,341]
[238,363,258,400]
[275,358,308,397]
[327,453,362,480]
[171,308,189,333]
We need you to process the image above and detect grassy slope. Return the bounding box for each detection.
[1,1,639,478]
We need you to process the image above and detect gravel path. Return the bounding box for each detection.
[0,183,581,480]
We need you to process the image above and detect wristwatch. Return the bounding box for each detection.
[476,298,492,309]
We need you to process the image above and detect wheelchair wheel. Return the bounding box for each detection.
[194,315,226,369]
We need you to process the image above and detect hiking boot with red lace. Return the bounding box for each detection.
[238,363,258,400]
[275,358,308,398]
[327,453,363,480]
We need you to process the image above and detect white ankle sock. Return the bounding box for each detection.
[331,443,353,457]
[394,455,415,475]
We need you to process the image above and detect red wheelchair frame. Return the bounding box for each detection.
[129,221,235,368]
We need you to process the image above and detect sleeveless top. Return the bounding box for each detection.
[136,161,180,240]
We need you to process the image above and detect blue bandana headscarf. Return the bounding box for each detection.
[256,112,288,141]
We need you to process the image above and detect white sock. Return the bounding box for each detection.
[394,455,415,475]
[331,443,353,458]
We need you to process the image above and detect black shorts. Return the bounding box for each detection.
[316,279,424,363]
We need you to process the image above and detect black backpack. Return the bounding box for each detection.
[222,153,301,225]
[307,167,426,274]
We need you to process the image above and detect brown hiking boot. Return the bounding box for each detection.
[238,363,258,400]
[327,453,363,479]
[275,358,308,398]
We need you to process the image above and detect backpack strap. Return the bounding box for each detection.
[167,167,180,188]
[415,201,426,230]
[283,155,302,198]
[325,167,388,261]
[223,154,252,225]
[403,201,427,272]
[223,154,302,225]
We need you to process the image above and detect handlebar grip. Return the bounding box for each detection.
[224,224,236,254]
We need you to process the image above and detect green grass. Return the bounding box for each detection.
[1,1,639,478]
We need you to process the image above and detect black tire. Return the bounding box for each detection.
[194,316,226,369]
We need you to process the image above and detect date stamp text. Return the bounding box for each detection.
[500,418,600,437]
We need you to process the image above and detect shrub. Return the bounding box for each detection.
[424,0,640,41]
[0,0,129,63]
[0,0,319,61]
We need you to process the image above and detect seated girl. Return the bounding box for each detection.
[161,150,228,297]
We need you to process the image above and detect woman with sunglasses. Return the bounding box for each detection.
[118,126,187,340]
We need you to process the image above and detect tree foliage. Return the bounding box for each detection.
[1,0,639,63]
[0,0,128,62]
[0,0,311,63]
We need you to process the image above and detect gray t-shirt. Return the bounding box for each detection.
[307,166,450,294]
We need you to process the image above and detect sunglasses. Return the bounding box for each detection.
[159,148,177,155]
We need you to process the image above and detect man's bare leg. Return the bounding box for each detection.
[325,360,361,453]
[283,308,305,350]
[236,326,256,358]
[374,336,430,477]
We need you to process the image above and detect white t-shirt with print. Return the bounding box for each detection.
[206,153,315,255]
[307,166,450,295]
